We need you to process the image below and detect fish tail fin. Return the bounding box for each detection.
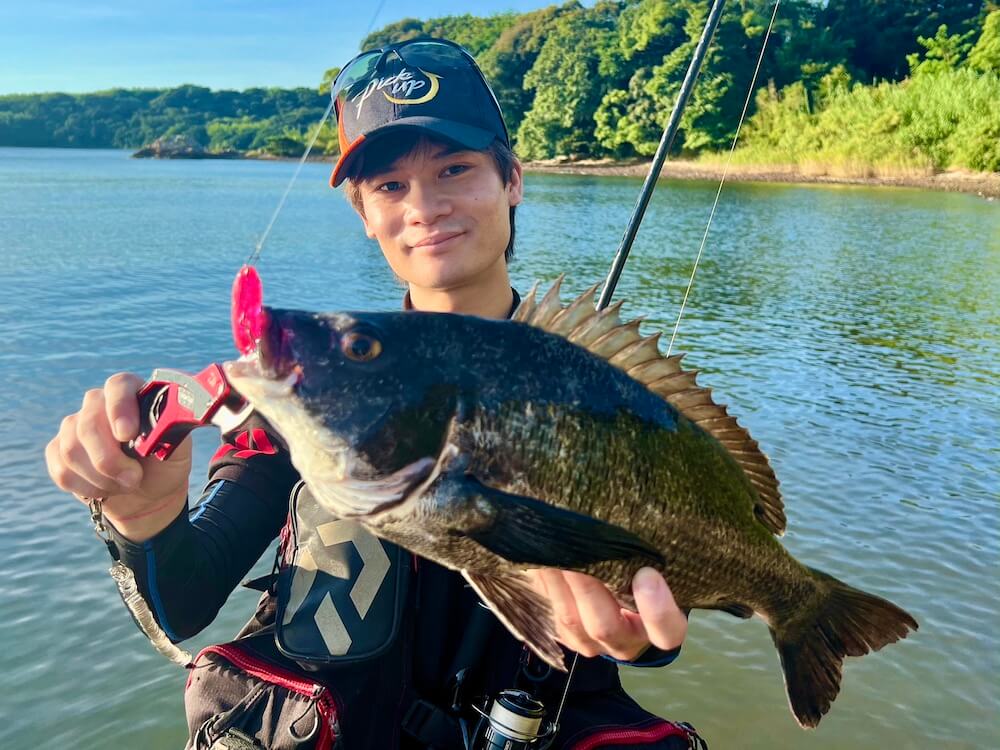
[769,567,918,728]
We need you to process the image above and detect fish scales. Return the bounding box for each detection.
[457,396,808,617]
[224,280,918,729]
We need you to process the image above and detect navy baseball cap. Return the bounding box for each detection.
[329,38,510,188]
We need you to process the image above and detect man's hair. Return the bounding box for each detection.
[342,133,519,262]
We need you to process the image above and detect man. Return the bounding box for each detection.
[45,38,695,749]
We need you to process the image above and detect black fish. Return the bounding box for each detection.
[224,280,918,728]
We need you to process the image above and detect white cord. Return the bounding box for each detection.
[667,0,783,356]
[245,0,390,266]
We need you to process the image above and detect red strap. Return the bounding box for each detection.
[570,720,697,750]
[212,428,279,462]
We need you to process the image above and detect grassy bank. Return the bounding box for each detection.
[728,68,999,177]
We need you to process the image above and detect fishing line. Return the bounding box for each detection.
[597,0,727,312]
[245,0,390,267]
[551,652,579,729]
[245,99,334,267]
[363,0,390,37]
[666,0,782,356]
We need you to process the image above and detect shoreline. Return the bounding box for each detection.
[127,147,1000,198]
[520,158,1000,199]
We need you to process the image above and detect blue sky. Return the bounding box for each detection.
[0,1,570,95]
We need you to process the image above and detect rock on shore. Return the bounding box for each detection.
[132,134,240,159]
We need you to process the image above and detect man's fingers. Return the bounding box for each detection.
[632,567,687,651]
[77,394,143,491]
[62,422,119,494]
[104,372,143,442]
[533,569,687,661]
[565,571,647,660]
[45,435,109,500]
[537,569,603,658]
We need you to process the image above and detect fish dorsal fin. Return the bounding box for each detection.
[514,278,786,536]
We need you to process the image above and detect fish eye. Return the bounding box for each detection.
[341,331,382,362]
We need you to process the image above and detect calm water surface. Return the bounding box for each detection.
[1,148,997,749]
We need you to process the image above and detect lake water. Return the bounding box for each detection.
[1,147,997,749]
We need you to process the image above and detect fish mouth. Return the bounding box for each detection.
[255,307,301,383]
[223,356,299,401]
[332,456,439,518]
[224,307,302,394]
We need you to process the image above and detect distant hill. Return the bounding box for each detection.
[1,1,994,172]
[0,85,332,156]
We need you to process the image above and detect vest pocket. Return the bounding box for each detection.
[274,482,410,664]
[185,641,340,749]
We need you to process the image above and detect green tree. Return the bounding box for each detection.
[478,3,580,137]
[967,9,1000,73]
[361,18,425,49]
[906,24,976,76]
[265,132,307,157]
[516,2,624,160]
[820,1,984,81]
[593,0,767,156]
[4,2,998,170]
[592,0,692,157]
[413,12,516,55]
[361,13,516,55]
[318,67,340,97]
[0,85,327,152]
[763,1,852,97]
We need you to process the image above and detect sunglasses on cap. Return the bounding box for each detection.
[329,37,510,146]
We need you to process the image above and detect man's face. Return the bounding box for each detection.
[355,143,523,292]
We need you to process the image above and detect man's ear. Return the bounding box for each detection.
[353,199,376,239]
[361,214,376,239]
[507,159,524,207]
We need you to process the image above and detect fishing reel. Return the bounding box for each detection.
[469,689,557,750]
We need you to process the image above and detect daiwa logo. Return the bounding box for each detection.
[352,67,441,117]
[212,428,277,461]
[282,519,392,656]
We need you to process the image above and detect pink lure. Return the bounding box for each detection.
[231,265,267,356]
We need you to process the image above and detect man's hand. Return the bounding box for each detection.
[45,372,192,542]
[527,567,686,662]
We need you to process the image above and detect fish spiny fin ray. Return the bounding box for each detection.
[530,275,565,329]
[549,283,601,336]
[512,281,541,323]
[568,301,624,348]
[521,280,786,536]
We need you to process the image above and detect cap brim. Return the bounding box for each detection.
[329,117,497,188]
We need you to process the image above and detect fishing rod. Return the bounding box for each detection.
[596,0,727,311]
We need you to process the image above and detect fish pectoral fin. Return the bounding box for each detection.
[462,569,566,671]
[458,476,664,570]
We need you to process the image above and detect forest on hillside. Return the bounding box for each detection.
[1,1,997,172]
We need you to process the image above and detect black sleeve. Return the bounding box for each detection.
[105,414,300,641]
